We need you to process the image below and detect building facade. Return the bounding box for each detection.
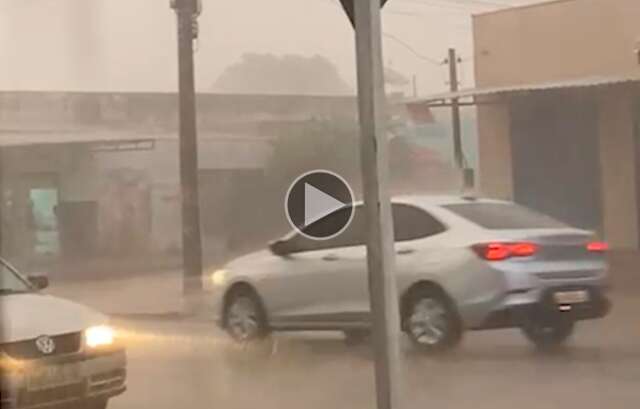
[470,0,640,249]
[0,91,357,269]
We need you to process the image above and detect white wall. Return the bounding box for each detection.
[474,0,640,87]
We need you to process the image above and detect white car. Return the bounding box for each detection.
[0,259,126,409]
[206,196,610,352]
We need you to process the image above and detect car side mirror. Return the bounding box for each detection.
[269,239,291,256]
[28,275,49,290]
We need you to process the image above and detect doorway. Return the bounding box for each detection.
[511,92,602,230]
[29,188,60,258]
[13,173,61,267]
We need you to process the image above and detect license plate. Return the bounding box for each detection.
[27,364,81,390]
[554,290,590,304]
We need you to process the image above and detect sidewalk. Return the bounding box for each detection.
[47,270,187,317]
[47,256,182,283]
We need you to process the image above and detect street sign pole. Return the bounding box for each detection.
[351,1,403,409]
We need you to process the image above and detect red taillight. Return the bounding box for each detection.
[587,241,608,252]
[483,243,511,260]
[509,242,538,257]
[473,242,538,261]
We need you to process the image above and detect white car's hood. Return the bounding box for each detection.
[227,249,275,270]
[0,293,107,343]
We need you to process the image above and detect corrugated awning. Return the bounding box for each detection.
[411,74,640,104]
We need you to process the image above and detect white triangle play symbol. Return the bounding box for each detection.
[304,183,346,226]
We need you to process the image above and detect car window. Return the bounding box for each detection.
[287,203,445,252]
[392,203,446,241]
[287,207,364,253]
[444,202,569,230]
[0,260,31,294]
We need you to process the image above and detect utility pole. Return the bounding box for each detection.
[353,1,403,409]
[171,0,203,298]
[447,48,463,169]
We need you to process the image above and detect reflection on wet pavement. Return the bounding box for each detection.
[106,295,640,409]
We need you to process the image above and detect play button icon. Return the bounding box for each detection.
[304,183,346,226]
[286,170,355,240]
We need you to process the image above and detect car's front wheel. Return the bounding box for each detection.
[402,286,463,353]
[223,288,269,342]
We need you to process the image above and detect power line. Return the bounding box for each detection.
[400,0,526,7]
[315,0,428,17]
[382,33,443,65]
[434,0,518,7]
[395,0,526,12]
[316,0,477,67]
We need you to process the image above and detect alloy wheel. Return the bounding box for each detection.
[408,298,449,346]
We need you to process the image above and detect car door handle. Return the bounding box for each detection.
[396,248,415,255]
[322,254,340,261]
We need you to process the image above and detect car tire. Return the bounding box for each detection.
[521,316,575,349]
[343,329,370,346]
[402,286,463,353]
[223,287,269,342]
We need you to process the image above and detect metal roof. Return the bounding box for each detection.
[412,74,640,104]
[0,130,274,147]
[0,130,274,169]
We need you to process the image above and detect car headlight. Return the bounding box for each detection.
[210,269,228,286]
[85,325,115,348]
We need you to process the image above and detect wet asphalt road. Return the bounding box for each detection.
[105,293,640,409]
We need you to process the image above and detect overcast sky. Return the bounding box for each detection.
[0,0,543,96]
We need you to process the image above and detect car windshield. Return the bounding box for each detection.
[444,202,569,230]
[0,260,32,295]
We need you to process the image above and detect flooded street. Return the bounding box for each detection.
[49,273,640,409]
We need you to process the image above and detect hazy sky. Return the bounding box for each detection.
[0,0,541,96]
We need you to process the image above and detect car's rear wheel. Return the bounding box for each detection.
[223,288,269,342]
[402,286,462,353]
[521,316,574,349]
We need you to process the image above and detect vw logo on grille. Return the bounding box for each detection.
[35,335,56,355]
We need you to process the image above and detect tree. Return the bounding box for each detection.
[265,119,362,196]
[211,53,351,95]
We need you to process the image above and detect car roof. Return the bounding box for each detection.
[391,194,511,209]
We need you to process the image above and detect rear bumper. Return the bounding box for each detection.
[1,349,126,409]
[477,287,611,330]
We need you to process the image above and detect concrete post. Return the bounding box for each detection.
[354,1,403,409]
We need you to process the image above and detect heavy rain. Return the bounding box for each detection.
[1,1,639,409]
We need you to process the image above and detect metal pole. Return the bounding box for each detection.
[172,0,203,297]
[448,48,463,169]
[354,1,403,409]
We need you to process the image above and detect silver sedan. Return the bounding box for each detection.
[205,196,611,352]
